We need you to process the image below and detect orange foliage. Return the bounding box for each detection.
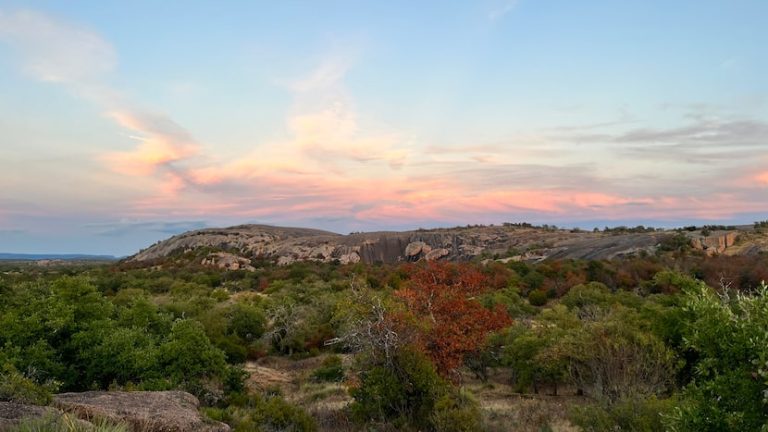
[394,261,512,376]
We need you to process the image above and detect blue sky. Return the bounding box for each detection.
[0,0,767,255]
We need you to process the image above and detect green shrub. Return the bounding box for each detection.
[663,283,768,431]
[560,282,611,309]
[229,303,266,341]
[570,396,675,432]
[350,348,447,428]
[259,396,317,432]
[527,290,548,306]
[159,319,228,383]
[0,364,55,405]
[210,288,230,302]
[205,393,316,432]
[522,271,545,290]
[481,287,536,318]
[431,389,482,432]
[312,355,344,382]
[351,347,484,430]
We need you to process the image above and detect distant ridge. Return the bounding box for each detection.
[127,223,768,267]
[0,253,118,261]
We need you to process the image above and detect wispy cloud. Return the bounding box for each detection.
[103,111,200,176]
[0,9,199,198]
[85,220,207,237]
[1,8,767,235]
[488,0,520,21]
[288,56,351,93]
[547,117,768,164]
[0,9,115,83]
[611,119,768,147]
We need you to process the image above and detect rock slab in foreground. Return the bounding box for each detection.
[54,391,230,432]
[0,402,56,431]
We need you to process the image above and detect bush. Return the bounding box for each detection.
[350,348,447,429]
[570,396,675,432]
[431,389,482,432]
[229,303,266,341]
[663,283,768,431]
[658,233,691,252]
[205,393,317,432]
[159,320,227,381]
[567,308,676,404]
[0,364,55,405]
[259,396,317,432]
[560,282,612,310]
[351,347,484,430]
[527,290,548,306]
[312,355,344,382]
[481,287,536,318]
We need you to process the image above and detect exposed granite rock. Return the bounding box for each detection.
[129,224,747,267]
[201,252,255,271]
[690,231,738,255]
[54,391,229,432]
[0,402,57,431]
[425,248,450,261]
[131,225,340,262]
[0,402,94,431]
[405,241,427,258]
[339,251,361,265]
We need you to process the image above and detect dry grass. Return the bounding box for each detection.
[245,356,586,431]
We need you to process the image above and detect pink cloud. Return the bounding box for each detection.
[5,11,765,229]
[756,171,768,186]
[103,111,199,176]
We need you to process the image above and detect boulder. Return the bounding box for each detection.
[309,244,335,260]
[691,238,704,250]
[405,241,426,257]
[201,252,255,271]
[53,391,230,432]
[339,252,361,265]
[425,248,449,261]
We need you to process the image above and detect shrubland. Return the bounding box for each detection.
[0,248,767,431]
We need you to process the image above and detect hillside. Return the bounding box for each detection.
[127,223,767,268]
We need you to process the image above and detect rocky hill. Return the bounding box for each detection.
[126,223,767,269]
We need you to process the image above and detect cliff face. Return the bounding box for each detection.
[689,231,738,256]
[127,224,682,267]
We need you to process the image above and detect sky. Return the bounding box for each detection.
[0,0,767,255]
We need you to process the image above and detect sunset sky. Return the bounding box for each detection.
[1,1,767,255]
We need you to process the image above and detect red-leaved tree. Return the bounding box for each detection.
[394,261,512,377]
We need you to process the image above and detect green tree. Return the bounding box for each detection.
[665,282,768,431]
[159,319,228,396]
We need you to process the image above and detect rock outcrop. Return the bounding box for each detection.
[690,231,738,256]
[425,247,450,261]
[127,224,761,267]
[54,391,230,432]
[127,224,682,266]
[0,402,96,431]
[0,402,60,431]
[201,252,255,271]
